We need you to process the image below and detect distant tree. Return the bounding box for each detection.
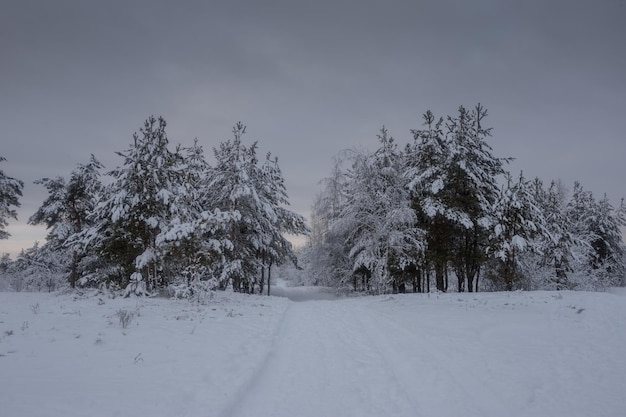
[0,156,24,239]
[0,252,12,291]
[9,242,67,292]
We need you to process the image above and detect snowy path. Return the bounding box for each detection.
[224,299,506,417]
[224,293,626,417]
[225,301,420,417]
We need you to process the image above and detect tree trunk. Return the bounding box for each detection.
[457,270,465,292]
[474,270,480,292]
[467,263,479,293]
[435,264,446,292]
[259,266,265,295]
[70,250,78,288]
[413,268,421,293]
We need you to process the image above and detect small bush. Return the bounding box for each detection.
[116,309,135,329]
[30,303,40,314]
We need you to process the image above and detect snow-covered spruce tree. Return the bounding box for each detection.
[90,116,185,293]
[0,156,24,240]
[206,123,307,293]
[29,155,104,288]
[486,171,544,290]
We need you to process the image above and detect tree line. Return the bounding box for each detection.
[0,117,308,294]
[1,106,624,294]
[301,104,625,293]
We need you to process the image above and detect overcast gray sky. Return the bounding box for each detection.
[1,0,625,256]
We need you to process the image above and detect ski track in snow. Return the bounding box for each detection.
[1,288,626,417]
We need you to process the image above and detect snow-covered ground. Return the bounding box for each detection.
[1,287,625,417]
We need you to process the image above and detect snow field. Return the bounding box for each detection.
[0,291,290,417]
[1,289,625,417]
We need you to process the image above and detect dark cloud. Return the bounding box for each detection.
[1,0,625,255]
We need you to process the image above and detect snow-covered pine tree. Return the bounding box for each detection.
[206,123,260,291]
[446,105,507,292]
[29,155,104,288]
[335,148,385,292]
[0,156,24,240]
[255,152,308,295]
[0,252,11,291]
[8,242,68,292]
[533,180,577,290]
[304,156,352,288]
[336,128,423,293]
[487,171,543,290]
[581,193,625,287]
[406,105,506,292]
[617,198,626,228]
[592,195,624,266]
[373,129,425,293]
[155,138,209,284]
[207,123,307,293]
[93,116,185,293]
[405,110,451,291]
[156,139,239,293]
